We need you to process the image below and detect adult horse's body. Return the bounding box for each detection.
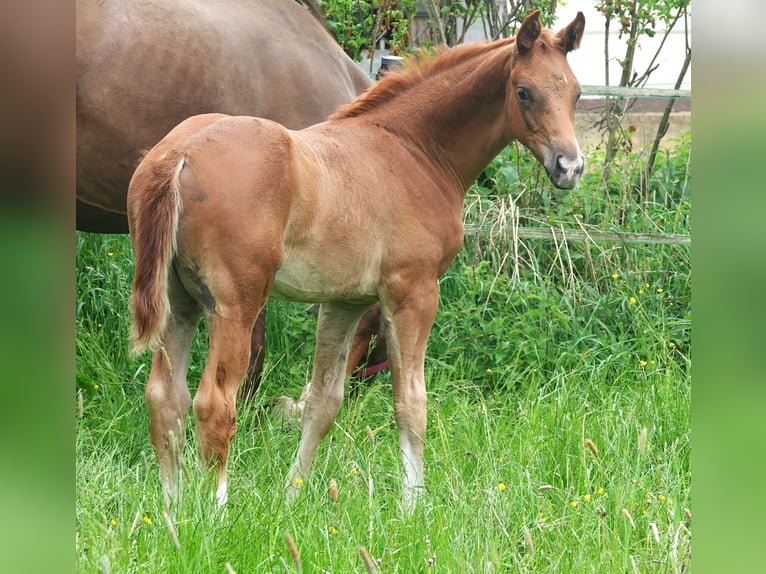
[76,0,370,233]
[128,10,585,510]
[76,0,384,397]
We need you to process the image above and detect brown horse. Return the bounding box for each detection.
[76,0,386,397]
[128,9,585,511]
[76,0,370,233]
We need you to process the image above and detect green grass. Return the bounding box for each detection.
[76,141,691,572]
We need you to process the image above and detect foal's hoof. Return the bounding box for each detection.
[285,473,304,505]
[271,396,304,424]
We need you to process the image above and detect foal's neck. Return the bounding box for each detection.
[372,43,515,195]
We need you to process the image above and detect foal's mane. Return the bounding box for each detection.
[331,37,517,120]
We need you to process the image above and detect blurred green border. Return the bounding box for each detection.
[0,1,75,571]
[694,2,766,571]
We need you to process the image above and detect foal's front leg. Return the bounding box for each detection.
[381,280,439,513]
[286,302,368,498]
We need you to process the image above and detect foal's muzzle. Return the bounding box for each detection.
[548,153,584,190]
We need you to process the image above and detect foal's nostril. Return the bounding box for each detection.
[556,154,584,176]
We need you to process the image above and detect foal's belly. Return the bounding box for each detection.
[270,248,380,305]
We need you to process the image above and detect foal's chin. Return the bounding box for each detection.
[548,172,582,190]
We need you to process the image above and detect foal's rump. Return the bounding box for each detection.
[128,113,287,351]
[127,112,382,354]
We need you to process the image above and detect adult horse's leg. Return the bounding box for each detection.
[239,309,266,403]
[286,301,370,497]
[348,302,388,389]
[380,279,439,513]
[144,268,201,506]
[272,304,387,424]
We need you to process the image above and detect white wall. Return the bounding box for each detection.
[552,1,690,89]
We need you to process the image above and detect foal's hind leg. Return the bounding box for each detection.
[238,309,266,403]
[145,269,201,506]
[193,289,265,506]
[286,302,369,498]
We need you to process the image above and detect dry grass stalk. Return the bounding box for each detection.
[284,531,302,574]
[329,478,339,503]
[358,546,377,574]
[100,554,110,574]
[522,525,535,555]
[162,507,181,550]
[649,522,660,544]
[622,507,636,529]
[128,508,142,538]
[585,438,599,457]
[637,427,648,454]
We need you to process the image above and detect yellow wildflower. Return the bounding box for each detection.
[668,342,676,349]
[294,476,303,485]
[107,252,114,257]
[110,519,117,526]
[497,483,507,491]
[597,487,605,495]
[583,494,592,502]
[570,500,578,508]
[629,297,637,305]
[657,288,664,293]
[640,360,648,367]
[638,289,644,295]
[611,273,620,279]
[143,516,152,525]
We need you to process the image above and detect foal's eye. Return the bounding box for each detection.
[517,87,532,103]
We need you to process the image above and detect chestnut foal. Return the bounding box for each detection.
[128,10,585,511]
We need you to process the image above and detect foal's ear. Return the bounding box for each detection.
[517,10,542,55]
[555,11,585,53]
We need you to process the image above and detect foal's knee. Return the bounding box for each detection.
[146,377,190,419]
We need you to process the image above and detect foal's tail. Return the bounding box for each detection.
[128,155,186,355]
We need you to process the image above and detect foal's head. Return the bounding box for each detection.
[507,10,585,189]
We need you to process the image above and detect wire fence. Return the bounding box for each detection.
[464,225,691,245]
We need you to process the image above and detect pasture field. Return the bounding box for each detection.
[76,140,691,572]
